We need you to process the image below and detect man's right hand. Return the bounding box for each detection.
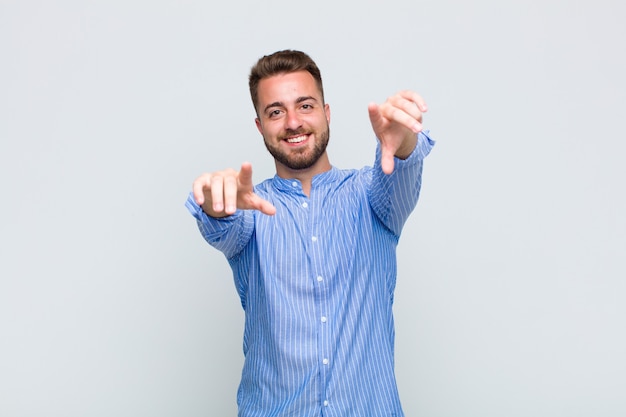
[192,162,276,218]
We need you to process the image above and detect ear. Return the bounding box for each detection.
[255,117,263,135]
[324,103,331,124]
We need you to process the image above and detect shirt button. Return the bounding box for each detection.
[292,181,298,187]
[323,400,329,407]
[321,316,327,323]
[322,358,329,365]
[316,276,323,282]
[311,236,317,242]
[302,202,308,208]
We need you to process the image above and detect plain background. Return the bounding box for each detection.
[1,0,625,416]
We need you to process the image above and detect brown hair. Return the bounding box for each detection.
[249,50,324,115]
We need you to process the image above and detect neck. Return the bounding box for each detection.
[275,153,331,197]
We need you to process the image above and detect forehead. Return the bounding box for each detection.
[257,70,321,105]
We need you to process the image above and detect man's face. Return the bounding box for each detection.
[255,71,331,172]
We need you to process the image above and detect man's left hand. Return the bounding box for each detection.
[368,90,427,174]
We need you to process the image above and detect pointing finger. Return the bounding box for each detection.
[238,162,254,189]
[237,162,276,215]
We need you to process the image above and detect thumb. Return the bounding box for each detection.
[370,103,395,174]
[248,193,277,216]
[368,102,384,134]
[239,162,276,215]
[380,145,396,175]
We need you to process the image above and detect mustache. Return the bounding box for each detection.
[278,128,308,140]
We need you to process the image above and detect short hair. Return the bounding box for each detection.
[249,50,324,115]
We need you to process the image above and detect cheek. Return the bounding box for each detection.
[262,124,282,140]
[255,117,272,135]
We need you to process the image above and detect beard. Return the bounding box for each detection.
[263,126,330,171]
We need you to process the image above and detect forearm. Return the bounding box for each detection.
[185,193,253,259]
[370,130,435,235]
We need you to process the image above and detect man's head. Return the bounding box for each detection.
[249,50,325,117]
[249,50,331,175]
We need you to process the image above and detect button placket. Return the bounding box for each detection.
[307,189,332,409]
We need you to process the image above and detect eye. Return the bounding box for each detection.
[268,109,283,118]
[301,103,314,111]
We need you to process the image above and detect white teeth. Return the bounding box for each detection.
[286,135,307,143]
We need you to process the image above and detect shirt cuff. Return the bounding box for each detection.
[388,130,435,169]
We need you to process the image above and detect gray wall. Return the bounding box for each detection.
[1,0,625,416]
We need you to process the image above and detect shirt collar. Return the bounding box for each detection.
[271,166,343,193]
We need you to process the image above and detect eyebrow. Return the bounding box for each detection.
[263,96,319,114]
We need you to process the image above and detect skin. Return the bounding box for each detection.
[192,71,427,218]
[255,71,332,191]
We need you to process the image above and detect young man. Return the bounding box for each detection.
[186,50,434,416]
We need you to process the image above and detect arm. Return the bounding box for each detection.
[187,162,275,259]
[185,193,251,258]
[367,90,434,235]
[368,131,435,237]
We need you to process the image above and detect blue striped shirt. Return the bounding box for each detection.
[186,132,434,416]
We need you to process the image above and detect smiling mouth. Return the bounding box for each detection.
[285,135,308,144]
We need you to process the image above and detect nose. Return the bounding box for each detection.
[284,110,303,131]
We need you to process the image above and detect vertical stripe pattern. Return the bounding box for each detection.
[187,132,434,417]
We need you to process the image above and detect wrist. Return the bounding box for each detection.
[394,133,418,160]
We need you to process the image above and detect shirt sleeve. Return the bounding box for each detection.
[368,130,435,237]
[185,192,255,259]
